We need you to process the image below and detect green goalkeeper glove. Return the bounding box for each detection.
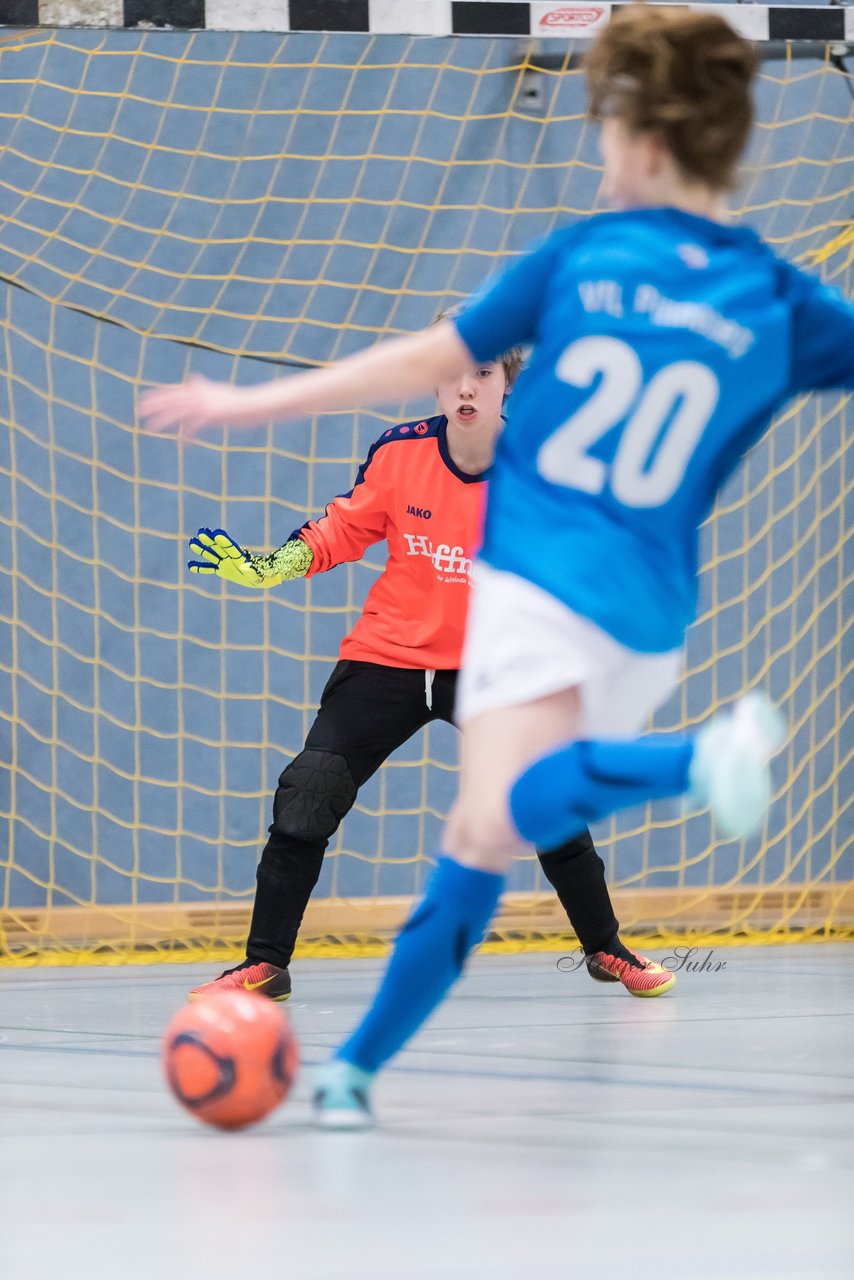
[187,527,313,588]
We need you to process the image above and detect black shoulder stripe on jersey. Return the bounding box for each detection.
[286,415,444,540]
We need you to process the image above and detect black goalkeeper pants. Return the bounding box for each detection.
[247,660,620,968]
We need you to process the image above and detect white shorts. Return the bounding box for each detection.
[456,562,683,737]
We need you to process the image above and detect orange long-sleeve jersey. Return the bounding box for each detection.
[293,415,487,670]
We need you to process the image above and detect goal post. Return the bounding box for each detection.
[0,4,851,964]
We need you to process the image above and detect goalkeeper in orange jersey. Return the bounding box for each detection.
[185,343,675,1002]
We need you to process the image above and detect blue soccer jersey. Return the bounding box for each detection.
[453,208,854,654]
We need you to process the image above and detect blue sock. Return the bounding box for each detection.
[510,738,694,849]
[337,856,504,1074]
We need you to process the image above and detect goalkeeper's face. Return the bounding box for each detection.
[436,359,507,436]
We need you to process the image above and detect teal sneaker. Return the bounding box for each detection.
[312,1059,375,1130]
[688,692,786,838]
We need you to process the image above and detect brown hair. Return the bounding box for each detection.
[586,6,756,190]
[434,306,524,388]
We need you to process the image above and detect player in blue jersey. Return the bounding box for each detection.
[142,7,854,1129]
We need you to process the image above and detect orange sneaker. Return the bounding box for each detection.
[188,960,292,1003]
[586,950,676,997]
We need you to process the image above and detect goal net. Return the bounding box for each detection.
[1,9,851,963]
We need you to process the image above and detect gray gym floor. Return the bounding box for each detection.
[1,945,852,1280]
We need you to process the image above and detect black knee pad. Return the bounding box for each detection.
[271,750,357,841]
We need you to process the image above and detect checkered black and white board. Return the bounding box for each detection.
[3,1,853,41]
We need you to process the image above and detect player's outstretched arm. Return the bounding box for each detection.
[188,527,313,588]
[140,324,471,439]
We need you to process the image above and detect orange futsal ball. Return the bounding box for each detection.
[162,990,298,1130]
